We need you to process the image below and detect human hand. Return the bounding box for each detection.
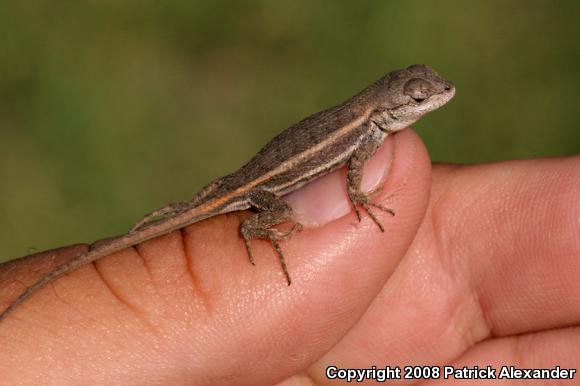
[0,129,578,385]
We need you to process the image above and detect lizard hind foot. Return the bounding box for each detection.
[240,221,302,286]
[269,222,303,241]
[240,222,302,264]
[239,189,301,285]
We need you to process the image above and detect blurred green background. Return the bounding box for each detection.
[0,1,578,261]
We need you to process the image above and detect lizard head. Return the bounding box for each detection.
[370,64,455,132]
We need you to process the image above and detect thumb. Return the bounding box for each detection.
[0,129,431,385]
[223,128,432,384]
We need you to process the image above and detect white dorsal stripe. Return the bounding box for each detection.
[188,107,374,215]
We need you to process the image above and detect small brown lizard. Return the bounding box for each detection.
[0,64,455,322]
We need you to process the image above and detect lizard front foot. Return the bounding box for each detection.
[348,190,394,232]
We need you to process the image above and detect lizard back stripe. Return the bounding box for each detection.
[185,107,374,216]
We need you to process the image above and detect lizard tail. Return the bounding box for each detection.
[0,249,106,322]
[0,206,221,323]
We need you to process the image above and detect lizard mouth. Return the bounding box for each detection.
[416,82,455,111]
[428,85,456,109]
[379,84,455,130]
[392,85,455,115]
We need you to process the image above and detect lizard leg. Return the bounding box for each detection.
[130,179,227,232]
[129,202,189,232]
[240,190,303,285]
[347,137,395,232]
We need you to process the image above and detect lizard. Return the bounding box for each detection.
[0,64,455,322]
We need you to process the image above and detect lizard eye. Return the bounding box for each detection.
[404,78,433,103]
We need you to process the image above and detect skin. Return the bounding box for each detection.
[0,130,578,385]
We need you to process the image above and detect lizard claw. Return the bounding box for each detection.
[348,191,394,232]
[268,222,303,241]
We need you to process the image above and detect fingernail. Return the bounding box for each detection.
[285,136,395,227]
